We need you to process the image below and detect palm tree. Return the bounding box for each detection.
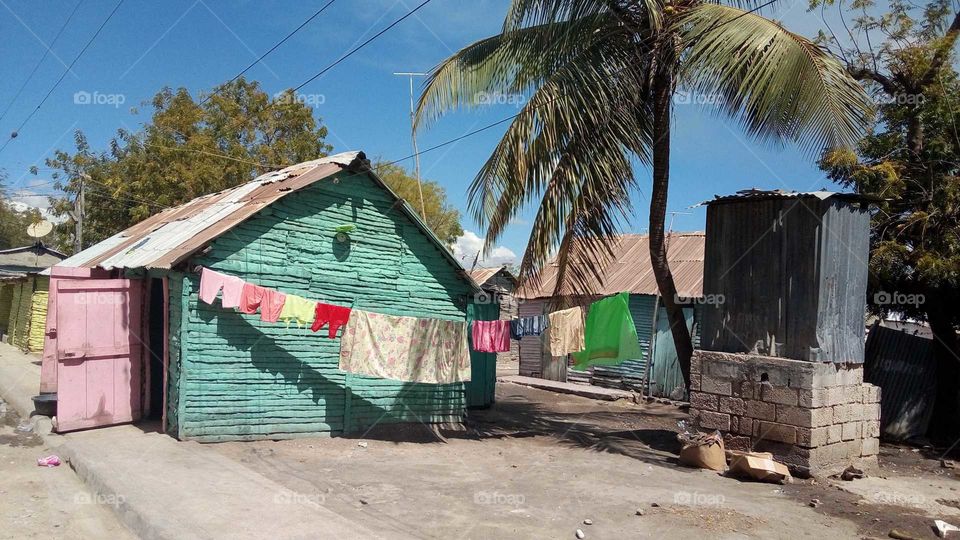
[416,0,871,386]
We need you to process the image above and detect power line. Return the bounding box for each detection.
[0,0,84,125]
[292,0,434,92]
[199,0,339,106]
[0,0,124,156]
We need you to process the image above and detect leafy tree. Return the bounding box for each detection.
[416,0,871,385]
[0,172,44,249]
[40,78,333,252]
[815,0,960,440]
[373,161,464,244]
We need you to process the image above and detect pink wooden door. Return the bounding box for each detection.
[55,278,143,432]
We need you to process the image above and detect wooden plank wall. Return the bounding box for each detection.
[176,172,473,441]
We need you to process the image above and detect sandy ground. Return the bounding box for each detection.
[212,382,960,539]
[0,398,134,540]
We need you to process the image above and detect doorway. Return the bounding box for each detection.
[146,278,166,421]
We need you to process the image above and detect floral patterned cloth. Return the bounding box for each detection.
[339,309,471,384]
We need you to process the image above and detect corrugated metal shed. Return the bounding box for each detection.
[699,191,872,363]
[519,232,705,299]
[864,322,937,441]
[56,151,479,291]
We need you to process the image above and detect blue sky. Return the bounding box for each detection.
[0,0,847,263]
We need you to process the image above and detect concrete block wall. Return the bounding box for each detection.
[689,350,881,476]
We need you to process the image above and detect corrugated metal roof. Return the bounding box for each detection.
[55,151,481,290]
[519,232,705,299]
[698,189,876,206]
[469,266,517,287]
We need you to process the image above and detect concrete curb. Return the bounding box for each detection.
[498,374,639,402]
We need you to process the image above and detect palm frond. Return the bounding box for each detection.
[678,3,872,153]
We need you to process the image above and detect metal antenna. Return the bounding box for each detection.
[393,72,428,221]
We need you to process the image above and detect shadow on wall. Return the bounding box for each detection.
[201,308,463,438]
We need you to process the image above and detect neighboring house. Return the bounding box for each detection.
[41,152,495,440]
[469,265,519,367]
[0,242,67,352]
[517,232,705,398]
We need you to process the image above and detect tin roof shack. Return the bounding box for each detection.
[470,266,519,368]
[690,190,881,476]
[518,232,705,398]
[42,151,495,440]
[0,242,66,352]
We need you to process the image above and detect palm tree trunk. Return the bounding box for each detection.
[649,70,694,389]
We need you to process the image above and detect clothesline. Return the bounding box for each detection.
[198,267,472,384]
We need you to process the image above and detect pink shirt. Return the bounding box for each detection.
[471,320,511,353]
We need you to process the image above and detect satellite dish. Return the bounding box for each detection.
[27,220,53,239]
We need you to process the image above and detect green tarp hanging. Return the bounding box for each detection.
[573,292,642,369]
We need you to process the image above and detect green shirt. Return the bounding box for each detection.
[572,292,642,368]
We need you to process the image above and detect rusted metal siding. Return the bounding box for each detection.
[519,233,704,299]
[864,323,937,441]
[700,195,871,363]
[518,299,546,377]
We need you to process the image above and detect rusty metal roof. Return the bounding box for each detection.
[468,266,515,287]
[518,232,705,299]
[55,152,480,290]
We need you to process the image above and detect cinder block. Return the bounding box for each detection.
[824,386,848,406]
[799,388,828,408]
[843,385,863,404]
[701,376,732,396]
[690,392,718,411]
[861,437,880,456]
[833,403,863,424]
[864,403,881,421]
[760,384,799,406]
[827,424,843,444]
[745,400,777,421]
[733,381,757,400]
[699,410,731,431]
[796,426,830,448]
[690,354,702,375]
[706,359,744,379]
[730,415,739,434]
[756,421,797,444]
[689,374,701,392]
[719,396,746,416]
[841,421,862,441]
[776,405,813,427]
[813,364,841,387]
[810,407,834,427]
[735,417,753,436]
[863,420,881,438]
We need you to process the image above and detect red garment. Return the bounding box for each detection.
[260,289,286,323]
[471,320,511,352]
[238,283,266,314]
[311,302,352,338]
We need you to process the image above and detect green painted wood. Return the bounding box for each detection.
[175,171,478,441]
[465,300,498,408]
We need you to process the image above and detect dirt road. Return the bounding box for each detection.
[0,398,133,540]
[214,382,957,539]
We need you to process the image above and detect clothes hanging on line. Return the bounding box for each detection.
[198,267,245,308]
[546,306,585,356]
[572,292,642,369]
[238,283,266,314]
[339,309,471,384]
[471,320,511,352]
[312,302,352,338]
[259,289,286,323]
[279,294,316,327]
[509,315,547,340]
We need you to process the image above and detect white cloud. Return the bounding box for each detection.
[452,230,517,268]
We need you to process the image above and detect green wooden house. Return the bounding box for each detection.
[44,152,496,440]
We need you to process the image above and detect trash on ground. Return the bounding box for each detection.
[935,519,960,538]
[727,450,791,483]
[575,528,585,539]
[942,460,957,470]
[582,519,593,525]
[16,420,35,433]
[36,455,60,467]
[889,529,923,540]
[840,465,866,481]
[357,441,368,448]
[677,421,726,472]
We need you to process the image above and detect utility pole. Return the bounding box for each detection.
[75,173,88,253]
[393,72,428,221]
